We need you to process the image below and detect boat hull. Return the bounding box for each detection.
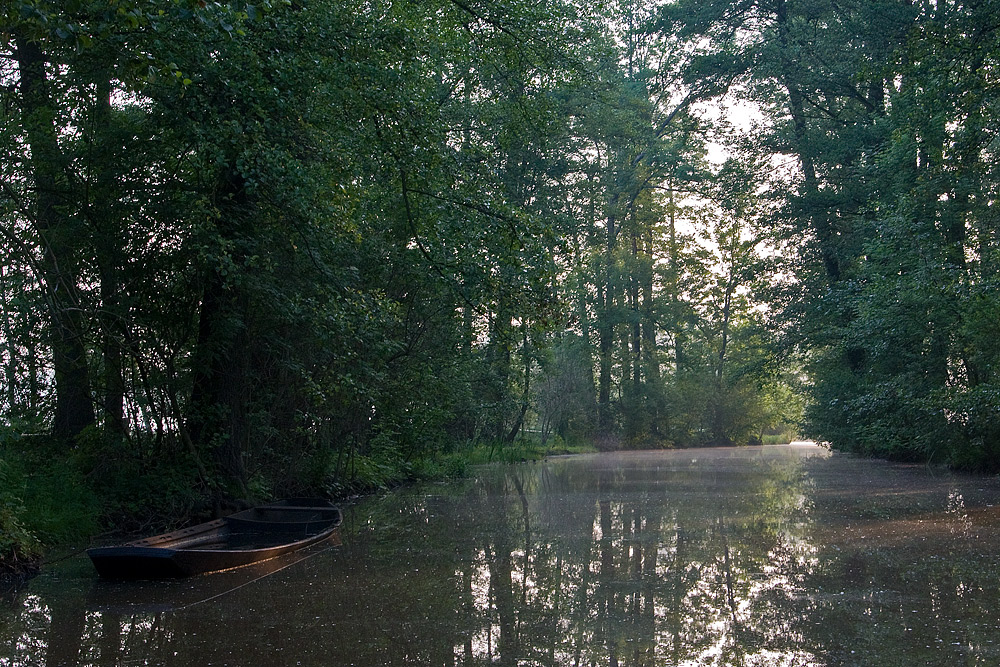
[88,501,342,579]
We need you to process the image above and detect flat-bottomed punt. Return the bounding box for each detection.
[88,499,342,579]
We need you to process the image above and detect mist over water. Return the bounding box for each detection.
[4,445,1000,666]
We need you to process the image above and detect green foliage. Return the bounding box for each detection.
[664,0,1000,469]
[466,442,545,465]
[10,0,957,577]
[79,437,207,531]
[321,446,471,496]
[0,456,39,573]
[0,436,100,569]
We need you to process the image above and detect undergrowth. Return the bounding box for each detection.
[0,436,99,575]
[323,437,597,496]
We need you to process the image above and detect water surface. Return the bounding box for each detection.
[4,445,1000,666]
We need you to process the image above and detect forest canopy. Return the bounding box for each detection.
[2,0,1000,561]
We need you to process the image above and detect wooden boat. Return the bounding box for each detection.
[88,499,343,579]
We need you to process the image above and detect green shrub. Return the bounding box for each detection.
[441,454,468,478]
[0,437,100,571]
[78,433,206,532]
[0,457,40,573]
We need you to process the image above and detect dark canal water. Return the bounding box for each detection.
[4,444,1000,666]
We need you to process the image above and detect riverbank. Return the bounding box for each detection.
[0,437,598,581]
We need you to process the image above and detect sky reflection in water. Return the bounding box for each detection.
[4,444,1000,666]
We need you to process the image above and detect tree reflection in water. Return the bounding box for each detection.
[5,446,1000,666]
[455,450,824,666]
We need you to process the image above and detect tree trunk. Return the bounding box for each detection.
[630,225,641,393]
[666,184,684,373]
[90,69,126,436]
[0,266,19,412]
[486,308,513,441]
[188,170,252,497]
[641,223,659,383]
[775,0,841,283]
[598,202,618,432]
[505,322,531,443]
[15,35,95,440]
